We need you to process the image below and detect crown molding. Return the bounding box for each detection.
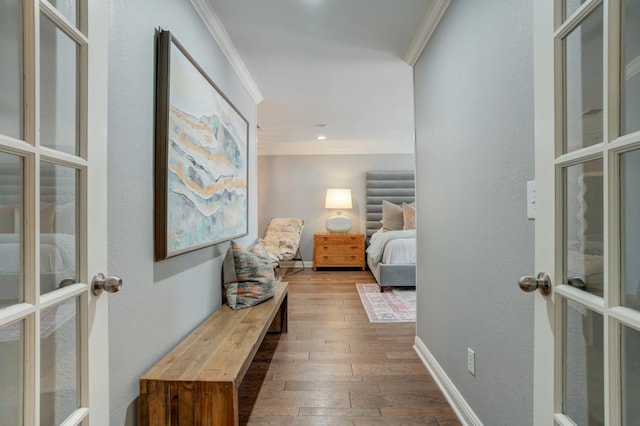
[191,0,264,104]
[403,0,451,66]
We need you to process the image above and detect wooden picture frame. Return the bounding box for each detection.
[154,30,249,260]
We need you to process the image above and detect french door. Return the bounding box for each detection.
[0,0,110,424]
[534,0,640,424]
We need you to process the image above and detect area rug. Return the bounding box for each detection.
[356,283,416,323]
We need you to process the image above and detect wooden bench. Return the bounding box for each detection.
[139,281,288,425]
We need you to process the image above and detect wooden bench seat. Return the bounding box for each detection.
[139,281,288,425]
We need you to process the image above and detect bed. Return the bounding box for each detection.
[0,160,77,308]
[365,171,416,292]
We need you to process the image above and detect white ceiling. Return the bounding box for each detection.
[207,0,444,156]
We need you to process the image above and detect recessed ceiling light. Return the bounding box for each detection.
[316,135,327,141]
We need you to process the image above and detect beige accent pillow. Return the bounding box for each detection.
[40,203,56,234]
[402,202,416,230]
[382,200,403,232]
[0,204,15,233]
[12,203,70,234]
[55,202,76,235]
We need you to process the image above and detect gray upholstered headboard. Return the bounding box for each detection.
[365,170,415,239]
[0,157,75,206]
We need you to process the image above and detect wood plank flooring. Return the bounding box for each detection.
[238,269,461,425]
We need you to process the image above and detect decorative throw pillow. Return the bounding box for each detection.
[55,202,76,235]
[9,204,46,234]
[40,203,56,234]
[0,204,16,234]
[382,200,403,231]
[402,202,416,230]
[0,204,15,233]
[226,239,276,310]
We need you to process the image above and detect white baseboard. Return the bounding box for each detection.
[414,336,483,426]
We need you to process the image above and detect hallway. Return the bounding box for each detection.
[238,269,460,425]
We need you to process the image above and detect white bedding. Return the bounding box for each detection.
[0,234,76,300]
[0,234,75,274]
[367,229,416,264]
[381,238,416,264]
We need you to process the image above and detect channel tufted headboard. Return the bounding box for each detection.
[365,170,415,239]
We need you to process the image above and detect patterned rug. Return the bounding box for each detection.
[356,283,416,323]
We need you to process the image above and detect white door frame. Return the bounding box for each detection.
[0,0,110,424]
[534,0,640,424]
[86,0,110,423]
[533,0,557,423]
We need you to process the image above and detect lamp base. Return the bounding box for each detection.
[326,214,352,233]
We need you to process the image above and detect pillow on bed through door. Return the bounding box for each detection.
[226,239,276,310]
[402,202,416,230]
[382,200,404,231]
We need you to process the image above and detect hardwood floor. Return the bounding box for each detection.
[238,269,461,425]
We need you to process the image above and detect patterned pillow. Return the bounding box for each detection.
[0,204,15,233]
[226,239,276,310]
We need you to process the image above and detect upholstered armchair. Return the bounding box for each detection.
[262,218,305,277]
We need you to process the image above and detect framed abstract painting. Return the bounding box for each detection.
[154,30,249,260]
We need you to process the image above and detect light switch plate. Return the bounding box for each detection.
[467,347,475,376]
[527,180,535,220]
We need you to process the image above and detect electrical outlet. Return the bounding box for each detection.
[467,348,475,376]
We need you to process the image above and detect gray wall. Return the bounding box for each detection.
[258,154,414,261]
[107,1,257,424]
[413,1,535,424]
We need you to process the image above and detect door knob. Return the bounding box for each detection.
[567,276,586,290]
[518,272,551,296]
[92,273,123,296]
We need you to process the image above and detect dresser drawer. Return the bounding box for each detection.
[313,233,365,271]
[314,234,363,246]
[315,255,362,266]
[315,244,362,256]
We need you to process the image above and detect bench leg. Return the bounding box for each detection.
[267,294,288,333]
[140,380,238,425]
[280,294,288,333]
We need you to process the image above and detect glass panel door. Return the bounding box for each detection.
[40,12,80,156]
[0,152,24,308]
[536,0,640,424]
[621,0,640,135]
[0,0,23,139]
[563,298,604,424]
[0,0,109,424]
[563,4,603,153]
[0,320,25,424]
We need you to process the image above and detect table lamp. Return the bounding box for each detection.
[325,188,352,233]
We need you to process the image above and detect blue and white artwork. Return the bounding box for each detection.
[164,40,248,256]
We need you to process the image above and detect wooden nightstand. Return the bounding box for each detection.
[313,233,365,271]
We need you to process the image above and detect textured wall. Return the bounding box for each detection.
[257,154,414,261]
[413,1,535,424]
[107,1,257,424]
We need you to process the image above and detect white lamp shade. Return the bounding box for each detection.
[325,188,352,232]
[325,188,352,209]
